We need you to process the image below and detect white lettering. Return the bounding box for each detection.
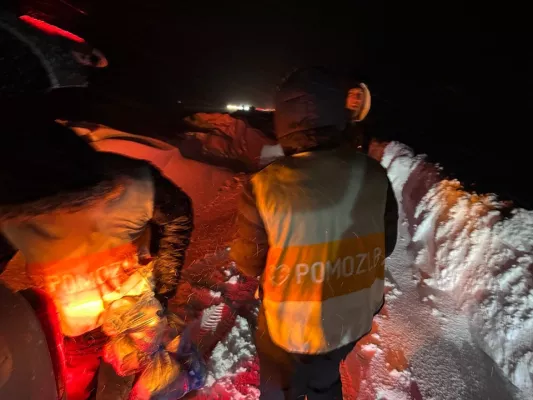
[272,264,290,286]
[326,258,342,278]
[106,262,123,290]
[311,262,325,283]
[372,247,382,270]
[45,275,61,293]
[273,247,385,286]
[37,256,150,301]
[95,266,108,285]
[296,263,309,284]
[75,274,95,291]
[355,253,368,275]
[342,256,354,277]
[107,261,123,276]
[62,274,77,294]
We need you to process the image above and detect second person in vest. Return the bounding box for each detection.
[230,67,399,400]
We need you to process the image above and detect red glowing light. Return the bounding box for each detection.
[19,15,85,43]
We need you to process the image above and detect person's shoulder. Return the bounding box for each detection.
[100,153,153,179]
[249,155,295,192]
[336,148,388,178]
[361,154,389,186]
[254,155,292,175]
[363,153,387,174]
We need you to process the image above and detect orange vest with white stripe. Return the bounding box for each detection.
[1,167,155,337]
[253,148,388,354]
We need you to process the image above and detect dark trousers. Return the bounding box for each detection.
[255,307,355,400]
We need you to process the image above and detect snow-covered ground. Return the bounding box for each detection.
[380,142,532,398]
[187,141,532,399]
[2,140,531,399]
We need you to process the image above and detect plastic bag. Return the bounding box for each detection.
[102,293,163,337]
[128,316,167,354]
[166,312,186,333]
[102,293,207,399]
[173,324,206,392]
[163,333,181,354]
[103,293,167,375]
[129,328,206,400]
[132,351,181,398]
[104,335,146,377]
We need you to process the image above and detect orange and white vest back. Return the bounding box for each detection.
[252,148,388,354]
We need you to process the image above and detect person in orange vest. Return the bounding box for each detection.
[0,118,195,399]
[230,67,399,399]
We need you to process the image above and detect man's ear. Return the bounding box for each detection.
[355,83,371,122]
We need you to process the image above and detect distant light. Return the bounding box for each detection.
[19,15,85,43]
[227,105,274,112]
[226,104,252,111]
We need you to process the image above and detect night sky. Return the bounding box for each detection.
[11,2,528,108]
[69,4,381,108]
[6,1,533,206]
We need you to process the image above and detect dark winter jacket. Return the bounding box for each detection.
[149,164,193,306]
[0,12,101,98]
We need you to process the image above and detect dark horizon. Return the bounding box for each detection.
[9,2,529,108]
[4,1,532,206]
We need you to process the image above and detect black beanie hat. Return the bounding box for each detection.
[0,118,111,210]
[274,67,346,140]
[0,13,90,98]
[0,13,115,216]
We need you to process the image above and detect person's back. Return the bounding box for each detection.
[230,67,398,399]
[2,162,155,337]
[253,145,390,353]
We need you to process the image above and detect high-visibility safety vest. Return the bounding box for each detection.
[253,148,388,354]
[1,166,155,337]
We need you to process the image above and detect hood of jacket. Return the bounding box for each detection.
[274,67,346,154]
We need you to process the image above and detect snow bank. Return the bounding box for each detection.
[382,141,533,394]
[198,316,259,399]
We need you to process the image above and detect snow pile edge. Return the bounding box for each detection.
[381,141,533,394]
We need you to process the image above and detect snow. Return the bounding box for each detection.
[227,276,239,285]
[375,141,532,398]
[2,135,530,398]
[209,291,221,299]
[177,141,532,398]
[199,316,259,399]
[385,143,533,393]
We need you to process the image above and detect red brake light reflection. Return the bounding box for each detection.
[19,15,85,43]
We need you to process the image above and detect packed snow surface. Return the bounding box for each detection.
[381,142,532,397]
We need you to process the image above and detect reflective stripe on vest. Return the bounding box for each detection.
[253,149,388,353]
